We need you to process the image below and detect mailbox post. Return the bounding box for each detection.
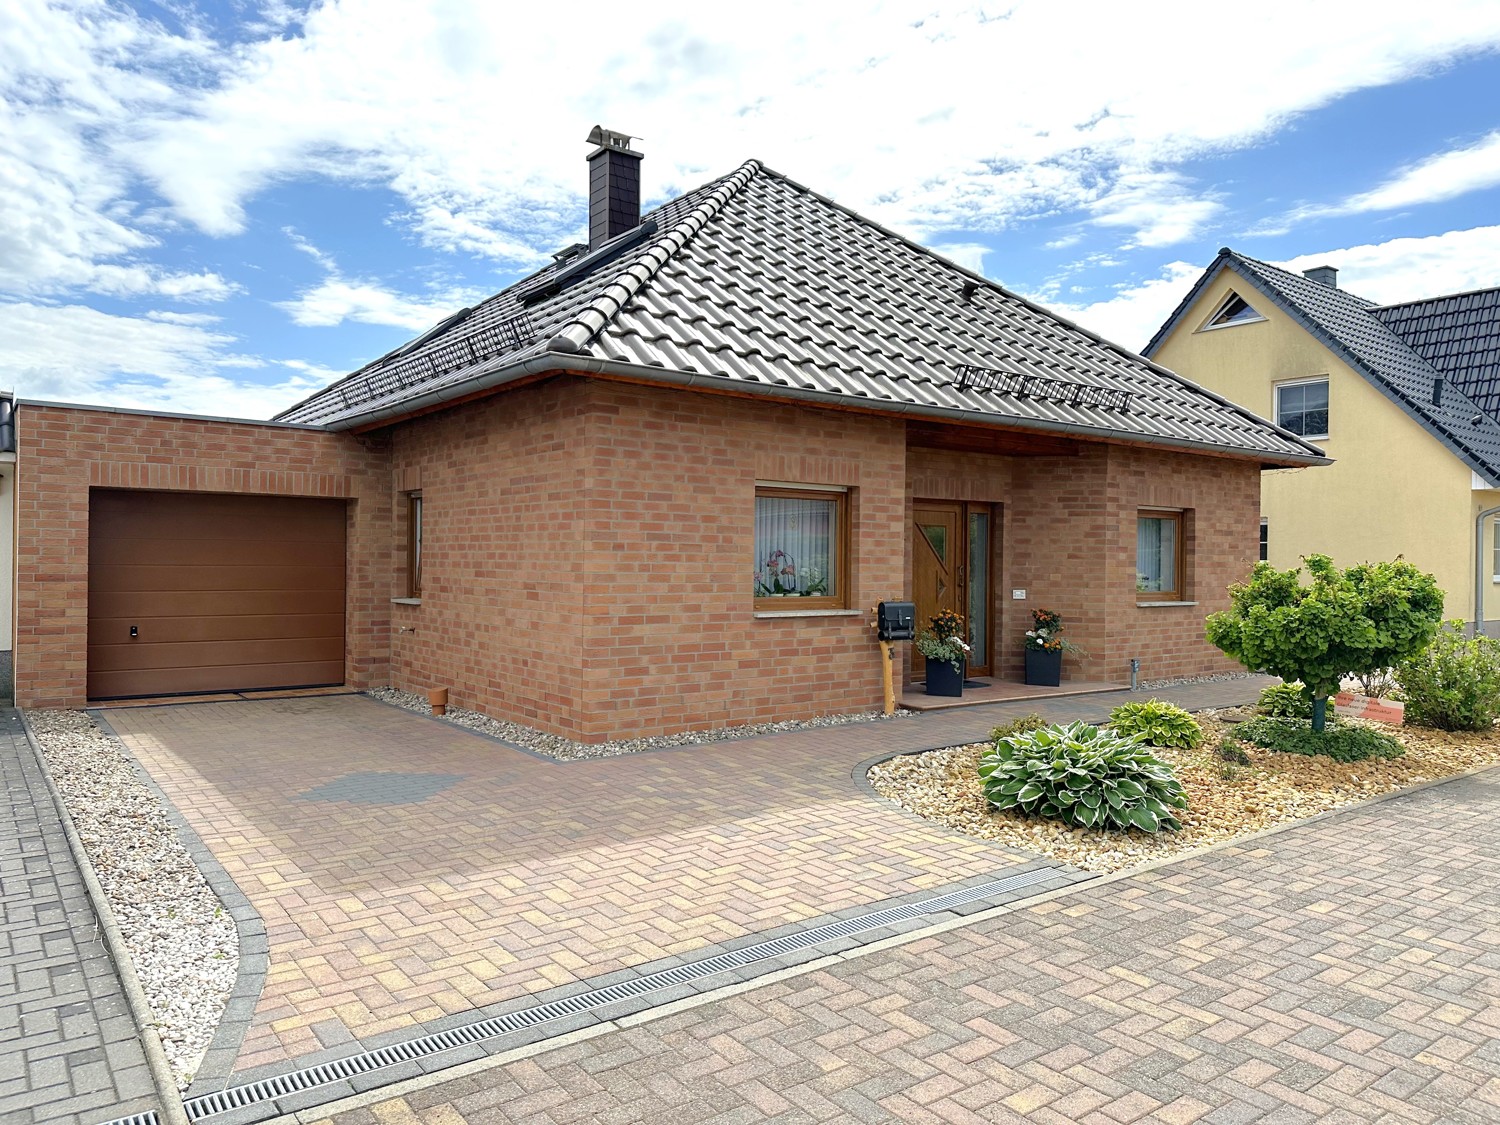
[873,601,916,714]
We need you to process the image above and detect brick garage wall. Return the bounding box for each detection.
[15,404,390,708]
[385,380,591,738]
[573,380,905,742]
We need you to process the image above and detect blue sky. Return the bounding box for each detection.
[4,0,1500,419]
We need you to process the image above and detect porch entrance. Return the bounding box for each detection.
[911,501,994,677]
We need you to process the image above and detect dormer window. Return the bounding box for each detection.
[1203,292,1265,329]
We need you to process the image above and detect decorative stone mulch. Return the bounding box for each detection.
[26,709,236,1088]
[369,687,912,761]
[867,708,1500,873]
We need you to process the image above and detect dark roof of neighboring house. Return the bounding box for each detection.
[1372,287,1500,417]
[276,163,1326,467]
[1143,250,1500,487]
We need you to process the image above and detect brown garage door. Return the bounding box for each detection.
[87,490,346,698]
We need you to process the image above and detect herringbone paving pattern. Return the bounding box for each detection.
[107,696,1023,1075]
[0,709,158,1125]
[316,769,1500,1124]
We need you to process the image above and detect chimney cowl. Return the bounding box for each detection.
[585,125,643,247]
[1303,265,1338,289]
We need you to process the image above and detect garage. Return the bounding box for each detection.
[87,490,347,698]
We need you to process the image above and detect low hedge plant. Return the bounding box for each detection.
[1107,699,1203,749]
[1395,622,1500,731]
[1233,715,1403,763]
[979,721,1186,833]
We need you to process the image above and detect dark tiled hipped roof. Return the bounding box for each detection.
[277,163,1325,466]
[1145,250,1500,486]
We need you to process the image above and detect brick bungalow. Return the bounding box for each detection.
[14,130,1327,741]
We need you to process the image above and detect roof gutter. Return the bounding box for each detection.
[323,349,1332,468]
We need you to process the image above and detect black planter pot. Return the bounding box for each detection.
[1025,648,1062,687]
[924,656,965,697]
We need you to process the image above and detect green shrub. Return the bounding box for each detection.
[1257,682,1312,719]
[1108,699,1203,749]
[989,712,1048,741]
[1214,738,1251,766]
[1395,622,1500,731]
[1233,715,1403,763]
[979,721,1186,833]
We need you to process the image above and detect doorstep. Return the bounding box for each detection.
[900,679,1130,711]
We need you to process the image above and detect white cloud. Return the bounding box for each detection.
[0,301,321,418]
[1276,225,1500,304]
[274,229,482,330]
[1261,130,1500,232]
[928,242,990,274]
[277,277,474,331]
[109,0,1500,258]
[1045,262,1204,353]
[1087,171,1223,248]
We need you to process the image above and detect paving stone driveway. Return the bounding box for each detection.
[105,695,1027,1077]
[0,710,157,1125]
[317,768,1500,1125]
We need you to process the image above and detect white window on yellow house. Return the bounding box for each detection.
[1492,518,1500,581]
[1276,379,1329,439]
[1203,292,1265,329]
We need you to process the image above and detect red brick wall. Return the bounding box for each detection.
[386,378,903,741]
[1101,445,1258,682]
[14,404,390,707]
[385,380,591,737]
[906,441,1257,687]
[16,389,1259,731]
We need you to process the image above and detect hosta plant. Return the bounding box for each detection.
[979,721,1187,833]
[1257,681,1312,719]
[1107,699,1203,749]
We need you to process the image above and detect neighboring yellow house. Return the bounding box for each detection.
[1146,250,1500,631]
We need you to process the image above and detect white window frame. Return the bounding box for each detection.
[1274,377,1330,440]
[1198,291,1267,333]
[1259,517,1268,563]
[1492,517,1500,582]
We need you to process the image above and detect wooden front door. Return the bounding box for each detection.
[911,501,993,676]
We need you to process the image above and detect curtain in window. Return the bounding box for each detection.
[754,495,836,597]
[1137,517,1176,593]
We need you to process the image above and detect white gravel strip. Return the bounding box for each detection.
[368,687,912,761]
[1137,671,1264,690]
[27,709,236,1089]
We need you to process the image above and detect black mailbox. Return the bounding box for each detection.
[876,601,916,642]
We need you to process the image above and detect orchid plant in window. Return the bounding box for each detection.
[754,549,829,597]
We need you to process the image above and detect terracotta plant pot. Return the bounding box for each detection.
[428,687,449,716]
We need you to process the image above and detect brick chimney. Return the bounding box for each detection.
[1302,265,1338,288]
[585,126,643,246]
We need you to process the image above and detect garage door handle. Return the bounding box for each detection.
[130,625,138,638]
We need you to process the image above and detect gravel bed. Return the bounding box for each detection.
[26,709,236,1089]
[867,708,1500,873]
[368,687,912,760]
[1136,671,1264,690]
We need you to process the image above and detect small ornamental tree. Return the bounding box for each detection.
[1205,554,1443,731]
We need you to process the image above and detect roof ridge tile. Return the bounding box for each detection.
[546,160,762,354]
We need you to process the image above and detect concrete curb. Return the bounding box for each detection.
[262,757,1500,1124]
[18,711,191,1125]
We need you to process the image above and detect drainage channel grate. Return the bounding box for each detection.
[95,1114,159,1125]
[184,866,1070,1121]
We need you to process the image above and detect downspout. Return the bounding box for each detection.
[1476,504,1500,637]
